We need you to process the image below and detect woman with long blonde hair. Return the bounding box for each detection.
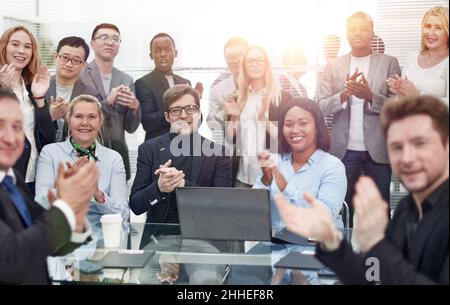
[0,26,53,194]
[388,6,449,105]
[221,45,292,187]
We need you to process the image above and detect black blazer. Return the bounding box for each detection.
[129,133,232,223]
[0,170,75,284]
[316,180,449,285]
[135,70,191,140]
[14,85,56,179]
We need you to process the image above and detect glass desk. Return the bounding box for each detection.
[52,223,342,285]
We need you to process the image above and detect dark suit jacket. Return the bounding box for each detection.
[129,133,232,223]
[80,61,141,180]
[316,179,449,285]
[14,85,55,179]
[135,70,191,140]
[45,76,100,142]
[0,170,78,285]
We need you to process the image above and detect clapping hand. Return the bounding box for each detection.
[52,160,99,232]
[219,94,240,118]
[49,96,70,121]
[274,192,342,251]
[194,82,204,99]
[353,176,388,252]
[155,159,186,193]
[345,71,373,101]
[0,64,21,90]
[31,65,50,103]
[115,86,140,112]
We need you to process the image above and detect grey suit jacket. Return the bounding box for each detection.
[317,51,401,164]
[45,76,100,142]
[80,61,141,180]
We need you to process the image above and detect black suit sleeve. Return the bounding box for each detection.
[33,98,56,151]
[135,78,167,136]
[129,142,169,215]
[315,239,370,284]
[366,239,448,284]
[212,155,232,187]
[0,207,71,284]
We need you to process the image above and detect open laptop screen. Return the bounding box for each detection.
[176,187,271,241]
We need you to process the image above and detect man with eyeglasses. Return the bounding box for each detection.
[45,36,99,142]
[135,33,202,141]
[80,23,141,181]
[130,84,232,224]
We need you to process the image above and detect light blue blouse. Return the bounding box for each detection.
[35,139,129,228]
[253,149,347,233]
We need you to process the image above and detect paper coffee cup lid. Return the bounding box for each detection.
[100,214,122,222]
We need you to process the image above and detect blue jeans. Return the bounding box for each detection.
[342,150,391,227]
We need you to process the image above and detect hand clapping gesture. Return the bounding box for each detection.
[107,85,140,113]
[386,74,420,97]
[0,64,21,90]
[155,159,186,193]
[344,68,374,101]
[31,65,50,107]
[49,96,70,121]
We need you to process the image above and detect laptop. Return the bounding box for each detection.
[274,252,325,270]
[272,227,317,246]
[176,187,271,241]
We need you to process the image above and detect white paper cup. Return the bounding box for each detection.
[100,214,123,248]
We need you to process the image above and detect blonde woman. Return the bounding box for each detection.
[0,26,53,194]
[388,6,449,105]
[35,95,129,228]
[220,45,292,187]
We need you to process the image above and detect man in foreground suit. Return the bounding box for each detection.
[317,11,401,226]
[130,84,232,224]
[275,95,449,285]
[0,88,98,284]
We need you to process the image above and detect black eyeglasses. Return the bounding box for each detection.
[58,54,84,66]
[94,34,121,44]
[167,105,199,116]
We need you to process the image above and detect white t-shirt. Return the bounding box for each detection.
[403,51,449,106]
[13,81,37,182]
[101,74,112,94]
[347,54,371,151]
[236,87,267,185]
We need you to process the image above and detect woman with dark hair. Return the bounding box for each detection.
[254,97,347,233]
[229,98,347,285]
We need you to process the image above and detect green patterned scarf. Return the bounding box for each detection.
[70,137,98,161]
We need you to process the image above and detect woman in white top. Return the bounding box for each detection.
[220,45,292,187]
[387,6,448,105]
[0,26,53,194]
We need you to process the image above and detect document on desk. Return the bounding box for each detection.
[99,250,155,268]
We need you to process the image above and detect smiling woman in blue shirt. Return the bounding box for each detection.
[254,97,347,233]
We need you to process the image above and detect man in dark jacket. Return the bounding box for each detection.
[135,33,202,141]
